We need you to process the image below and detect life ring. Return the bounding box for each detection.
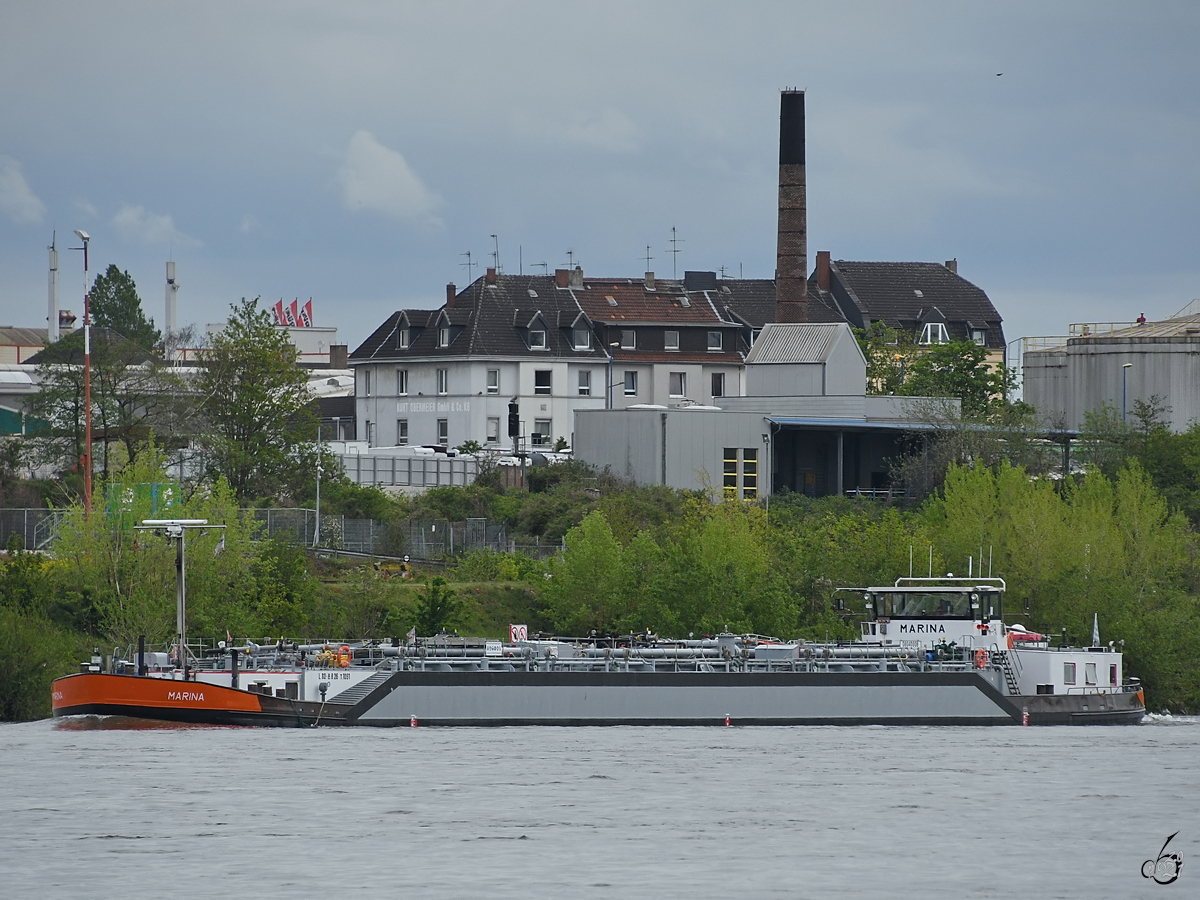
[337,645,352,668]
[974,649,988,669]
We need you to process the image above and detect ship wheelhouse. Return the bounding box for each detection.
[855,578,1006,650]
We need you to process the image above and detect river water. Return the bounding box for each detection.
[1,716,1196,899]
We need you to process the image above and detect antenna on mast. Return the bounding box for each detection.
[642,244,654,270]
[490,234,501,273]
[165,261,179,360]
[460,250,476,282]
[47,232,59,342]
[666,227,683,279]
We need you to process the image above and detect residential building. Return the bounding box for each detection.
[808,253,1007,365]
[349,267,761,451]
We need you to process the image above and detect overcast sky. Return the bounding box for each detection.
[1,1,1198,355]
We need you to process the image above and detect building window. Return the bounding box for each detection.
[486,369,500,394]
[664,330,679,351]
[620,329,636,349]
[742,448,758,499]
[1064,662,1076,685]
[396,368,408,395]
[533,420,552,446]
[669,372,686,397]
[578,370,592,396]
[397,419,408,445]
[723,448,738,500]
[573,326,591,350]
[397,328,409,350]
[487,417,500,443]
[437,419,448,445]
[366,420,375,446]
[971,328,986,346]
[534,370,552,394]
[1085,662,1097,686]
[624,371,638,396]
[920,322,949,345]
[361,369,372,397]
[437,326,450,348]
[436,368,448,394]
[529,328,547,350]
[711,372,725,398]
[707,331,723,351]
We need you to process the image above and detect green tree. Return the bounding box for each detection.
[198,299,316,501]
[899,340,1015,419]
[89,265,161,351]
[413,576,462,635]
[542,510,624,633]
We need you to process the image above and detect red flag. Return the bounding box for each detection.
[300,299,313,328]
[273,300,285,325]
[287,300,299,326]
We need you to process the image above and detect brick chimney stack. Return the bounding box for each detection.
[485,267,497,285]
[445,282,456,308]
[775,90,807,323]
[816,251,830,292]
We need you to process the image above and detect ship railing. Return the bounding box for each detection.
[1065,683,1142,695]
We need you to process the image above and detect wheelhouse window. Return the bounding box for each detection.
[534,370,552,395]
[529,328,547,350]
[707,331,723,351]
[396,368,408,395]
[620,329,636,349]
[664,330,680,351]
[1085,662,1097,685]
[1064,662,1077,685]
[578,370,592,396]
[624,371,638,396]
[920,322,949,345]
[436,368,448,395]
[573,326,591,350]
[486,369,500,394]
[871,592,972,617]
[669,372,686,397]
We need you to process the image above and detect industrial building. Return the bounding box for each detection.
[1022,308,1200,432]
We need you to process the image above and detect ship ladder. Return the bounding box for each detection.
[990,650,1021,696]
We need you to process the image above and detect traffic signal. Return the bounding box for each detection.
[508,401,519,438]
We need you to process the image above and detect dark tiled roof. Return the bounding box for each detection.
[817,261,1005,348]
[713,278,848,328]
[352,273,752,365]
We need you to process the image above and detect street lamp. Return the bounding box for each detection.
[1122,363,1133,424]
[606,341,620,409]
[72,230,92,516]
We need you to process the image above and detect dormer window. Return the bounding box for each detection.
[530,328,547,350]
[920,322,949,345]
[707,331,723,351]
[620,329,636,349]
[397,328,410,349]
[664,330,679,351]
[971,328,987,346]
[437,326,450,348]
[573,326,591,350]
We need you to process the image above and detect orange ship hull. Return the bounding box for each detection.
[52,672,345,727]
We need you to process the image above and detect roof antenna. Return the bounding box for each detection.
[531,262,548,274]
[460,250,476,282]
[490,234,501,273]
[566,249,576,268]
[642,244,654,270]
[666,227,683,280]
